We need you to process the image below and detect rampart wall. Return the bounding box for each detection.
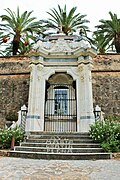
[0,54,120,128]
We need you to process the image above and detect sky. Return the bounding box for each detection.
[0,0,120,34]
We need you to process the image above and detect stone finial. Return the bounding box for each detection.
[21,105,27,111]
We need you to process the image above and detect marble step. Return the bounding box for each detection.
[14,146,103,153]
[29,132,90,136]
[9,151,112,160]
[26,138,94,143]
[9,132,112,160]
[21,142,100,148]
[28,134,91,139]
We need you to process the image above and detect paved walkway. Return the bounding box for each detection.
[0,157,120,180]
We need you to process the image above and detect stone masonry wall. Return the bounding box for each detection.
[92,54,120,117]
[0,56,30,128]
[0,54,120,128]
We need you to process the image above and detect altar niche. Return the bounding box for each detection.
[44,73,77,132]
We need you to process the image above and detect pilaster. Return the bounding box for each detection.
[25,56,45,132]
[77,56,95,132]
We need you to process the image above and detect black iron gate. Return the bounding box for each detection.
[44,83,77,132]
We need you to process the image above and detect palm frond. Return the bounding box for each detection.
[93,11,120,53]
[0,7,41,55]
[43,4,89,35]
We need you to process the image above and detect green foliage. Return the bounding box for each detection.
[90,119,120,152]
[93,11,120,53]
[101,136,120,152]
[0,127,24,149]
[0,7,41,55]
[92,32,110,53]
[41,4,89,35]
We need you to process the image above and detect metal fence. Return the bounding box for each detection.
[44,84,77,132]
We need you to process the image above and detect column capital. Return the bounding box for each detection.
[37,63,44,71]
[78,55,93,65]
[78,64,84,72]
[30,55,44,65]
[29,63,35,72]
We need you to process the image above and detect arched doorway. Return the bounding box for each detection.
[44,72,77,132]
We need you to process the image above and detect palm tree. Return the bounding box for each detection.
[0,31,7,56]
[92,33,110,53]
[94,11,120,53]
[0,32,3,46]
[1,41,34,56]
[0,7,41,55]
[18,41,34,55]
[40,4,90,35]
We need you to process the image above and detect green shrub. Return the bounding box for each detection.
[0,127,24,149]
[90,120,120,152]
[101,136,120,152]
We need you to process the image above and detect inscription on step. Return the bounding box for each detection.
[46,136,73,153]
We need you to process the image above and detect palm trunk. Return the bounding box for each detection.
[99,48,105,54]
[115,33,120,53]
[13,33,20,55]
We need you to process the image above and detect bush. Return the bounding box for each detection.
[0,127,24,149]
[90,119,120,152]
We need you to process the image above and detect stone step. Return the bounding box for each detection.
[14,146,103,153]
[28,134,91,139]
[29,132,90,136]
[9,132,112,160]
[26,138,94,143]
[21,142,100,148]
[9,151,112,160]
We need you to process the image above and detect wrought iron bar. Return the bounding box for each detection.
[45,84,77,132]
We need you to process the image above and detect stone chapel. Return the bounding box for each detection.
[25,33,97,133]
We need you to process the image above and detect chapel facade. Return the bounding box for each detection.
[25,33,96,133]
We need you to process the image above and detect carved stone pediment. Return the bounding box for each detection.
[32,34,96,58]
[50,39,71,52]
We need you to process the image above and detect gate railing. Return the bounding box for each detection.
[45,116,76,132]
[44,83,77,132]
